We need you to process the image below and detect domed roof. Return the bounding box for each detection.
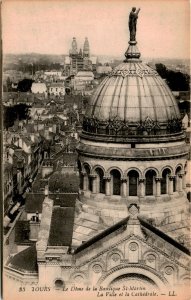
[82,42,183,139]
[86,62,180,123]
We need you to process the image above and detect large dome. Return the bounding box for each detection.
[87,62,180,122]
[82,43,183,140]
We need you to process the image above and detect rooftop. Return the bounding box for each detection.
[48,206,75,246]
[74,216,190,256]
[8,245,38,273]
[49,82,64,88]
[76,71,94,77]
[25,192,77,213]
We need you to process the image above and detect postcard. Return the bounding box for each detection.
[2,0,190,299]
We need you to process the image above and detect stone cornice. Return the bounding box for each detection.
[77,143,189,161]
[80,130,186,144]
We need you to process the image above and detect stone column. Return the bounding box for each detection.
[168,176,175,195]
[90,175,97,194]
[182,172,187,191]
[121,177,127,197]
[104,176,111,196]
[79,172,84,190]
[155,177,161,199]
[139,178,145,199]
[178,173,183,192]
[82,172,88,191]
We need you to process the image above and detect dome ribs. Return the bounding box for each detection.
[91,76,113,118]
[158,76,180,120]
[115,76,125,120]
[108,76,122,120]
[124,76,129,122]
[153,76,171,121]
[136,76,142,123]
[143,76,157,122]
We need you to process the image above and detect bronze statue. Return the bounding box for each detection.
[129,7,140,41]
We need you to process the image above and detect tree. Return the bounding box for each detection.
[6,77,12,91]
[155,63,190,91]
[17,79,34,92]
[3,103,31,129]
[155,63,168,79]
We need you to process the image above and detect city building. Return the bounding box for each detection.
[31,82,47,94]
[65,37,97,76]
[96,65,112,74]
[4,162,14,214]
[48,82,65,96]
[74,71,94,91]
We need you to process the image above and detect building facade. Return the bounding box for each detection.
[65,37,97,76]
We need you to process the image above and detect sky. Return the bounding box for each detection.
[2,0,190,59]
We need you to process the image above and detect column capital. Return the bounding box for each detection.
[180,171,186,176]
[121,177,128,182]
[81,171,86,176]
[103,176,111,181]
[89,173,97,178]
[139,177,145,183]
[155,177,162,182]
[169,175,176,180]
[178,173,183,178]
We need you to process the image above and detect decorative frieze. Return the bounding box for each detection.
[109,68,158,78]
[82,115,182,137]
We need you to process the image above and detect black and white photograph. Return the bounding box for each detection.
[2,1,190,299]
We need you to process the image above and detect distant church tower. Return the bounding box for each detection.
[83,37,90,58]
[83,37,90,70]
[69,37,83,75]
[70,37,78,55]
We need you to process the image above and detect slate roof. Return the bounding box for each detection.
[15,220,31,244]
[76,71,94,78]
[4,162,13,171]
[139,218,190,256]
[48,206,75,246]
[25,193,77,213]
[8,245,38,273]
[49,83,64,88]
[62,152,77,165]
[74,216,190,256]
[74,217,129,254]
[49,172,79,193]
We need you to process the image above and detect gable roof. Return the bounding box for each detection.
[76,71,94,77]
[139,218,190,256]
[74,217,129,254]
[74,216,190,256]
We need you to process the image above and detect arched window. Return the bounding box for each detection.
[145,170,156,196]
[128,170,139,196]
[110,169,121,195]
[95,168,105,194]
[161,169,171,194]
[54,279,64,290]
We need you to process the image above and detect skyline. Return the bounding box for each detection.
[2,0,190,59]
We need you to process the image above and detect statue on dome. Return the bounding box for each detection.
[129,7,140,41]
